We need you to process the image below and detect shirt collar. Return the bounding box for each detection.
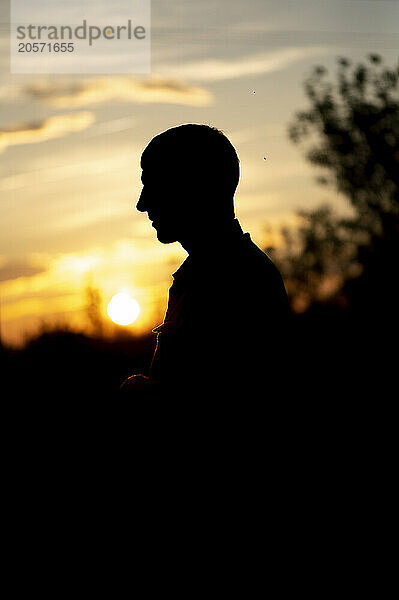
[172,255,194,280]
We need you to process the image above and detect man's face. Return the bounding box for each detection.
[136,154,196,244]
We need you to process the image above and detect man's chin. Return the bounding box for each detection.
[156,229,178,244]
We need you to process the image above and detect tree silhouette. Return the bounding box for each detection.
[85,284,104,337]
[276,54,399,316]
[270,205,358,311]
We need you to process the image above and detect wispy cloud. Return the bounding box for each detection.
[23,75,213,108]
[0,112,95,153]
[158,47,326,82]
[0,257,46,283]
[0,149,136,192]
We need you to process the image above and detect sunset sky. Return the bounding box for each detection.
[1,0,398,345]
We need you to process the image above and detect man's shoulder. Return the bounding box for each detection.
[204,233,287,305]
[236,235,283,281]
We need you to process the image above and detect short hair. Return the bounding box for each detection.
[141,124,240,211]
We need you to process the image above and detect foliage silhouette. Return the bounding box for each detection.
[266,54,399,396]
[270,205,358,311]
[276,54,399,320]
[4,326,155,397]
[85,284,104,337]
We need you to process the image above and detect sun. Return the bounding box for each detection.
[107,292,140,326]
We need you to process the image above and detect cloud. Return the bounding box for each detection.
[0,258,46,282]
[0,147,137,192]
[0,112,95,153]
[158,47,325,82]
[23,75,213,108]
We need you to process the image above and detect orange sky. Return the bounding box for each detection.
[1,0,398,346]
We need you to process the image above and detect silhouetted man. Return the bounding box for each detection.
[121,124,289,396]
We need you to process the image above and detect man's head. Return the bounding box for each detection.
[136,124,240,244]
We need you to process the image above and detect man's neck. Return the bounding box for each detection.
[179,217,240,255]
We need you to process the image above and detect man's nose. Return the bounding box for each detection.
[136,187,147,212]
